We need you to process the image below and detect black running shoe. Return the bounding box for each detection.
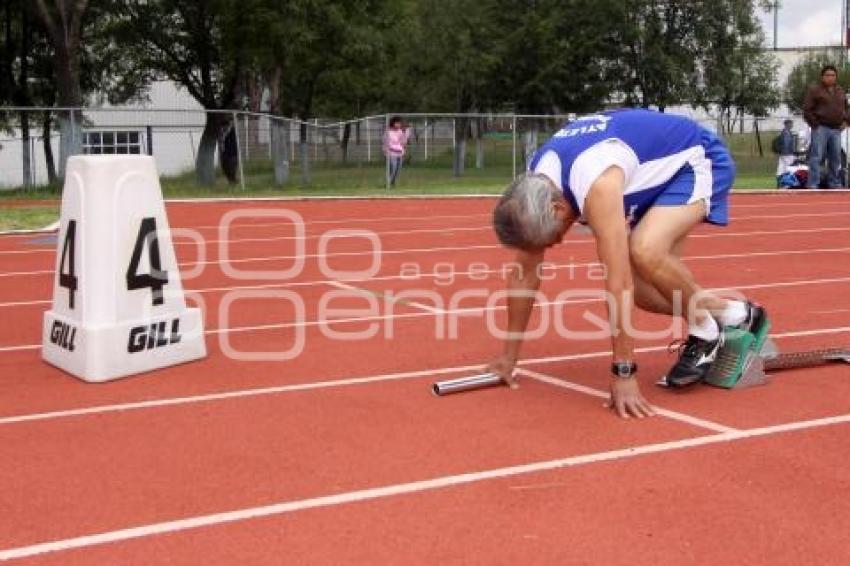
[663,331,725,388]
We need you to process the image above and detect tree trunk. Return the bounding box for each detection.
[17,8,33,187]
[34,1,88,179]
[340,123,351,164]
[219,120,239,185]
[57,110,82,179]
[246,75,263,158]
[270,119,290,185]
[754,118,763,157]
[473,118,484,169]
[21,111,32,188]
[43,111,57,185]
[266,65,289,186]
[523,127,539,170]
[196,112,225,186]
[299,121,311,185]
[453,117,468,177]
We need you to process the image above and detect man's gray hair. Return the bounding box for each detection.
[492,173,563,250]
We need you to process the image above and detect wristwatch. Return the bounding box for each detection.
[611,361,638,379]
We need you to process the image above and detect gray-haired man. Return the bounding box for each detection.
[487,109,768,419]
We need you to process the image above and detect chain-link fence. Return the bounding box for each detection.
[0,107,842,191]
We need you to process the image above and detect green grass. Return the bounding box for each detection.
[0,205,60,231]
[0,137,782,231]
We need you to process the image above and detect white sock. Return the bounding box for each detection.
[688,315,719,341]
[718,301,748,326]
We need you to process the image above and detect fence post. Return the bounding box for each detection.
[70,109,76,153]
[233,111,245,190]
[512,114,517,179]
[243,113,250,161]
[424,118,429,161]
[385,114,390,191]
[31,135,37,187]
[314,118,319,161]
[290,120,295,162]
[367,118,371,163]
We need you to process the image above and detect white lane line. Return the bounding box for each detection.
[4,250,850,311]
[198,243,850,269]
[4,234,850,279]
[0,248,54,255]
[325,280,445,314]
[0,196,847,241]
[2,325,849,427]
[516,368,738,433]
[0,344,40,353]
[4,272,850,350]
[5,208,850,257]
[164,212,494,233]
[0,364,481,426]
[811,308,850,315]
[0,298,53,308]
[0,225,495,256]
[1,413,848,562]
[689,226,850,240]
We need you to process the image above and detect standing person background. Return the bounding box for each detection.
[803,65,850,189]
[774,119,796,187]
[383,116,411,187]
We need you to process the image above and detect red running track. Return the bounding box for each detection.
[0,193,849,564]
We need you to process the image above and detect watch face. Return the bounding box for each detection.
[613,362,636,378]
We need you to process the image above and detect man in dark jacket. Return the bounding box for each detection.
[803,65,849,188]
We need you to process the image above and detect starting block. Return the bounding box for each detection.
[42,156,206,382]
[705,330,850,389]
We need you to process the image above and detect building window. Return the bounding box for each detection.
[83,130,144,155]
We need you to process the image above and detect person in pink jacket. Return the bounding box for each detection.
[383,116,411,186]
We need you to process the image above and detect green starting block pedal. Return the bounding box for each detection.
[705,318,773,389]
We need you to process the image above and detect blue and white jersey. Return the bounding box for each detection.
[529,109,735,225]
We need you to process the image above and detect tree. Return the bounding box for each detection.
[1,1,34,186]
[615,0,702,110]
[399,0,501,176]
[487,0,621,115]
[33,0,89,177]
[112,0,253,186]
[696,0,781,134]
[272,0,397,183]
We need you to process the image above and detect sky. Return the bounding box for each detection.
[757,0,847,48]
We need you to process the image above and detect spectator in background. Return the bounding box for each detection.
[803,65,849,189]
[774,119,796,187]
[383,116,410,186]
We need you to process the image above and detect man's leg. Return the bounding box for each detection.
[807,126,825,189]
[629,202,745,386]
[826,127,843,188]
[630,201,727,323]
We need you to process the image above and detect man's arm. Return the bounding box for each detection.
[844,87,850,127]
[803,85,819,128]
[583,167,653,419]
[583,167,634,362]
[487,249,544,387]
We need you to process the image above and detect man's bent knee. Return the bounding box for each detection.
[629,236,666,276]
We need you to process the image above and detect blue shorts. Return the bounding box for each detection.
[631,130,735,227]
